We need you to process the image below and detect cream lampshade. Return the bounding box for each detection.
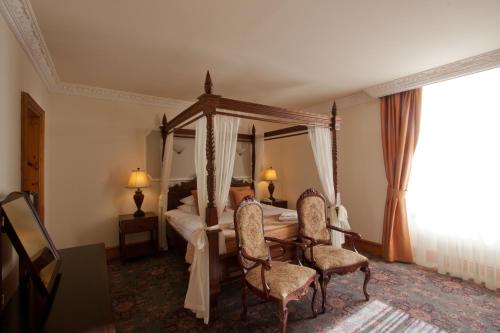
[127,168,151,217]
[263,167,278,201]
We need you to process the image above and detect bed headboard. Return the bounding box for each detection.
[167,177,253,211]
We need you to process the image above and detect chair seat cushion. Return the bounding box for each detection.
[304,246,368,271]
[245,261,316,300]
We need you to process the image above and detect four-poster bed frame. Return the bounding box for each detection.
[159,71,339,320]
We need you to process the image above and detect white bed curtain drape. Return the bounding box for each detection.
[184,117,210,324]
[158,132,174,250]
[254,133,265,200]
[214,115,240,217]
[214,115,240,254]
[308,126,345,247]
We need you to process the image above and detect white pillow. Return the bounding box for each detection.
[180,195,195,206]
[178,204,197,214]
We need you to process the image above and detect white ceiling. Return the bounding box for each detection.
[30,0,500,108]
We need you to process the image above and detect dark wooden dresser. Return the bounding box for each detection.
[2,243,115,332]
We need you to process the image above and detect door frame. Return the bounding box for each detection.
[21,92,45,222]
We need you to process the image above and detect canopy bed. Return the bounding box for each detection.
[158,72,348,324]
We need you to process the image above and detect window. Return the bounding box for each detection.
[407,67,500,290]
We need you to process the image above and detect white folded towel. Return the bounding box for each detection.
[278,211,298,221]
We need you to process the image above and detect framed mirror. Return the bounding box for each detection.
[0,192,61,298]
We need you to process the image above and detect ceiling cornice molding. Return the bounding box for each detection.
[0,0,193,110]
[54,82,193,109]
[364,48,500,98]
[0,0,59,89]
[3,0,499,109]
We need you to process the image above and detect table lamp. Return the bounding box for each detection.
[127,168,151,217]
[263,167,278,201]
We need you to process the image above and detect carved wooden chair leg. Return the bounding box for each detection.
[311,279,318,318]
[241,284,248,320]
[319,274,329,314]
[361,265,371,301]
[278,302,289,333]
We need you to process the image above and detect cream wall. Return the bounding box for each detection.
[337,100,386,243]
[147,133,253,181]
[0,14,51,304]
[262,100,386,244]
[45,94,180,249]
[263,135,322,208]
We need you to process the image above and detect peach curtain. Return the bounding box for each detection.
[380,88,421,263]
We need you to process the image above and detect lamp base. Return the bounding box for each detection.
[133,188,145,217]
[268,181,275,202]
[133,210,145,217]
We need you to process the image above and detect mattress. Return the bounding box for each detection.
[165,205,299,256]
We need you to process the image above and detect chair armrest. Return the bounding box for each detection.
[264,236,307,251]
[265,236,308,265]
[241,248,271,270]
[300,235,330,246]
[240,248,271,297]
[326,225,362,252]
[297,236,320,266]
[327,225,362,239]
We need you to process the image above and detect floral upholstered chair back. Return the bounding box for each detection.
[234,197,270,270]
[297,188,331,244]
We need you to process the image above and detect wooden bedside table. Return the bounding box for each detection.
[119,212,158,263]
[261,198,288,209]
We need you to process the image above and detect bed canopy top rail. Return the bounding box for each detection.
[264,125,308,141]
[163,99,205,133]
[163,71,330,134]
[216,98,330,126]
[170,128,253,142]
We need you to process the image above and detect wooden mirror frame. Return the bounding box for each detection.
[0,192,61,298]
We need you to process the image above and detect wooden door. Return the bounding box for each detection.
[21,92,45,222]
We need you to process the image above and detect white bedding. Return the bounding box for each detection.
[165,205,296,246]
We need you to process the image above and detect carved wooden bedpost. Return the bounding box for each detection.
[205,70,213,94]
[331,101,338,201]
[203,71,221,321]
[160,114,168,160]
[251,125,256,187]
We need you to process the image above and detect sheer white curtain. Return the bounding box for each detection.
[158,132,173,250]
[184,117,210,323]
[308,126,345,247]
[214,115,240,216]
[407,67,500,290]
[214,114,240,254]
[254,133,264,200]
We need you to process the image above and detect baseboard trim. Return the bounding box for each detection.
[345,236,382,257]
[107,239,382,261]
[105,246,120,261]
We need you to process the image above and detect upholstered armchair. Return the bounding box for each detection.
[297,188,370,313]
[234,197,317,333]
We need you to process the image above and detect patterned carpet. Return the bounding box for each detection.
[108,252,499,333]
